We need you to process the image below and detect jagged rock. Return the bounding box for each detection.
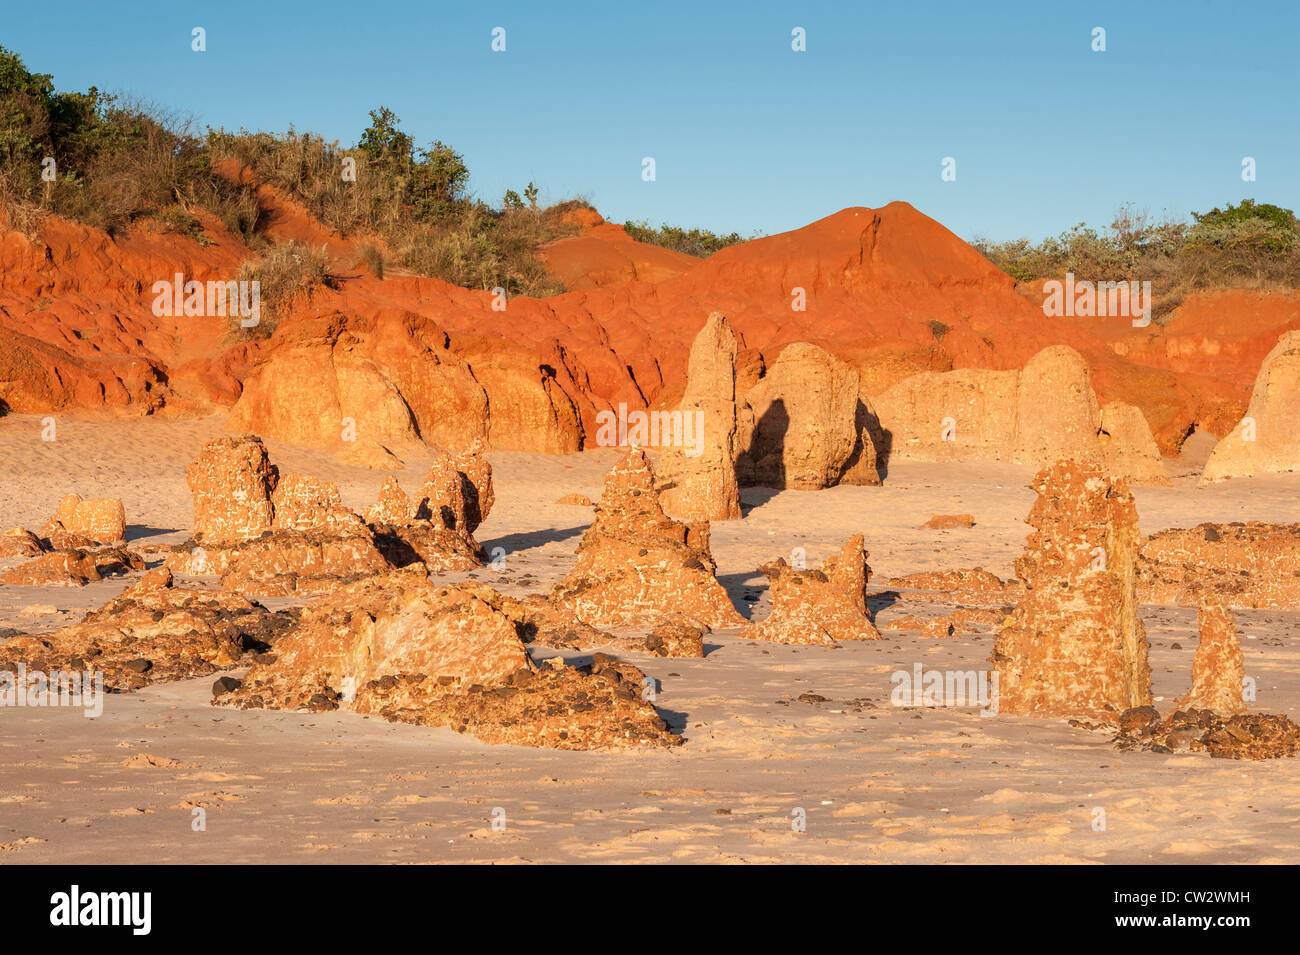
[1179,599,1248,715]
[744,535,882,644]
[214,529,392,597]
[1,547,143,587]
[1203,330,1300,482]
[736,342,867,489]
[991,460,1152,719]
[42,494,126,544]
[1138,522,1300,608]
[187,434,278,545]
[658,312,742,521]
[270,474,368,536]
[548,449,745,630]
[365,476,416,525]
[453,445,494,534]
[0,573,293,691]
[218,572,677,749]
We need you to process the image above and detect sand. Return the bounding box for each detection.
[1,412,1299,863]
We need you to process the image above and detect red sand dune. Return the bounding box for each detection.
[3,190,1296,457]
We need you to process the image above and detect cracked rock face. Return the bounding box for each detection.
[991,460,1152,719]
[186,434,279,546]
[743,534,882,644]
[547,448,745,630]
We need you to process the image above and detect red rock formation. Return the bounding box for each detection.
[991,460,1152,719]
[186,434,278,545]
[920,514,975,530]
[1,547,143,587]
[0,570,290,690]
[548,448,744,630]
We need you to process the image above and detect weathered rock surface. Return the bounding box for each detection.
[1203,330,1300,482]
[0,570,293,691]
[887,567,1018,608]
[43,494,126,544]
[186,434,278,545]
[0,528,48,560]
[736,342,870,489]
[1179,599,1248,715]
[872,345,1168,483]
[920,514,975,530]
[744,535,882,644]
[1,547,143,587]
[1113,707,1300,759]
[657,312,742,521]
[218,572,678,749]
[1138,522,1300,608]
[991,460,1152,719]
[547,449,745,630]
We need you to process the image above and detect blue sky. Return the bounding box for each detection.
[3,0,1297,241]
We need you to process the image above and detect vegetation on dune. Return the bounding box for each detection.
[973,201,1300,322]
[0,46,598,298]
[622,220,756,256]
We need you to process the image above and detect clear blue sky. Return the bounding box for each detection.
[3,0,1297,241]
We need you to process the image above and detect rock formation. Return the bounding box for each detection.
[1138,522,1300,609]
[1203,330,1300,482]
[744,535,882,644]
[657,312,742,521]
[736,342,872,489]
[186,434,278,545]
[872,345,1168,483]
[170,435,491,595]
[1,547,143,587]
[547,448,745,630]
[1113,707,1300,759]
[218,571,678,749]
[42,494,126,544]
[1178,599,1248,715]
[0,569,293,691]
[1098,402,1170,486]
[991,460,1152,719]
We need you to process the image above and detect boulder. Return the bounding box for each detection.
[43,494,125,544]
[743,535,881,644]
[186,434,278,545]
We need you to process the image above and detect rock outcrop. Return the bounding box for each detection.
[872,345,1168,483]
[991,460,1152,719]
[1203,330,1300,482]
[186,434,278,545]
[736,342,872,489]
[1,547,143,587]
[547,449,745,630]
[744,535,881,644]
[218,572,678,749]
[1179,599,1248,715]
[1138,522,1300,609]
[657,312,742,521]
[0,569,294,691]
[42,494,126,544]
